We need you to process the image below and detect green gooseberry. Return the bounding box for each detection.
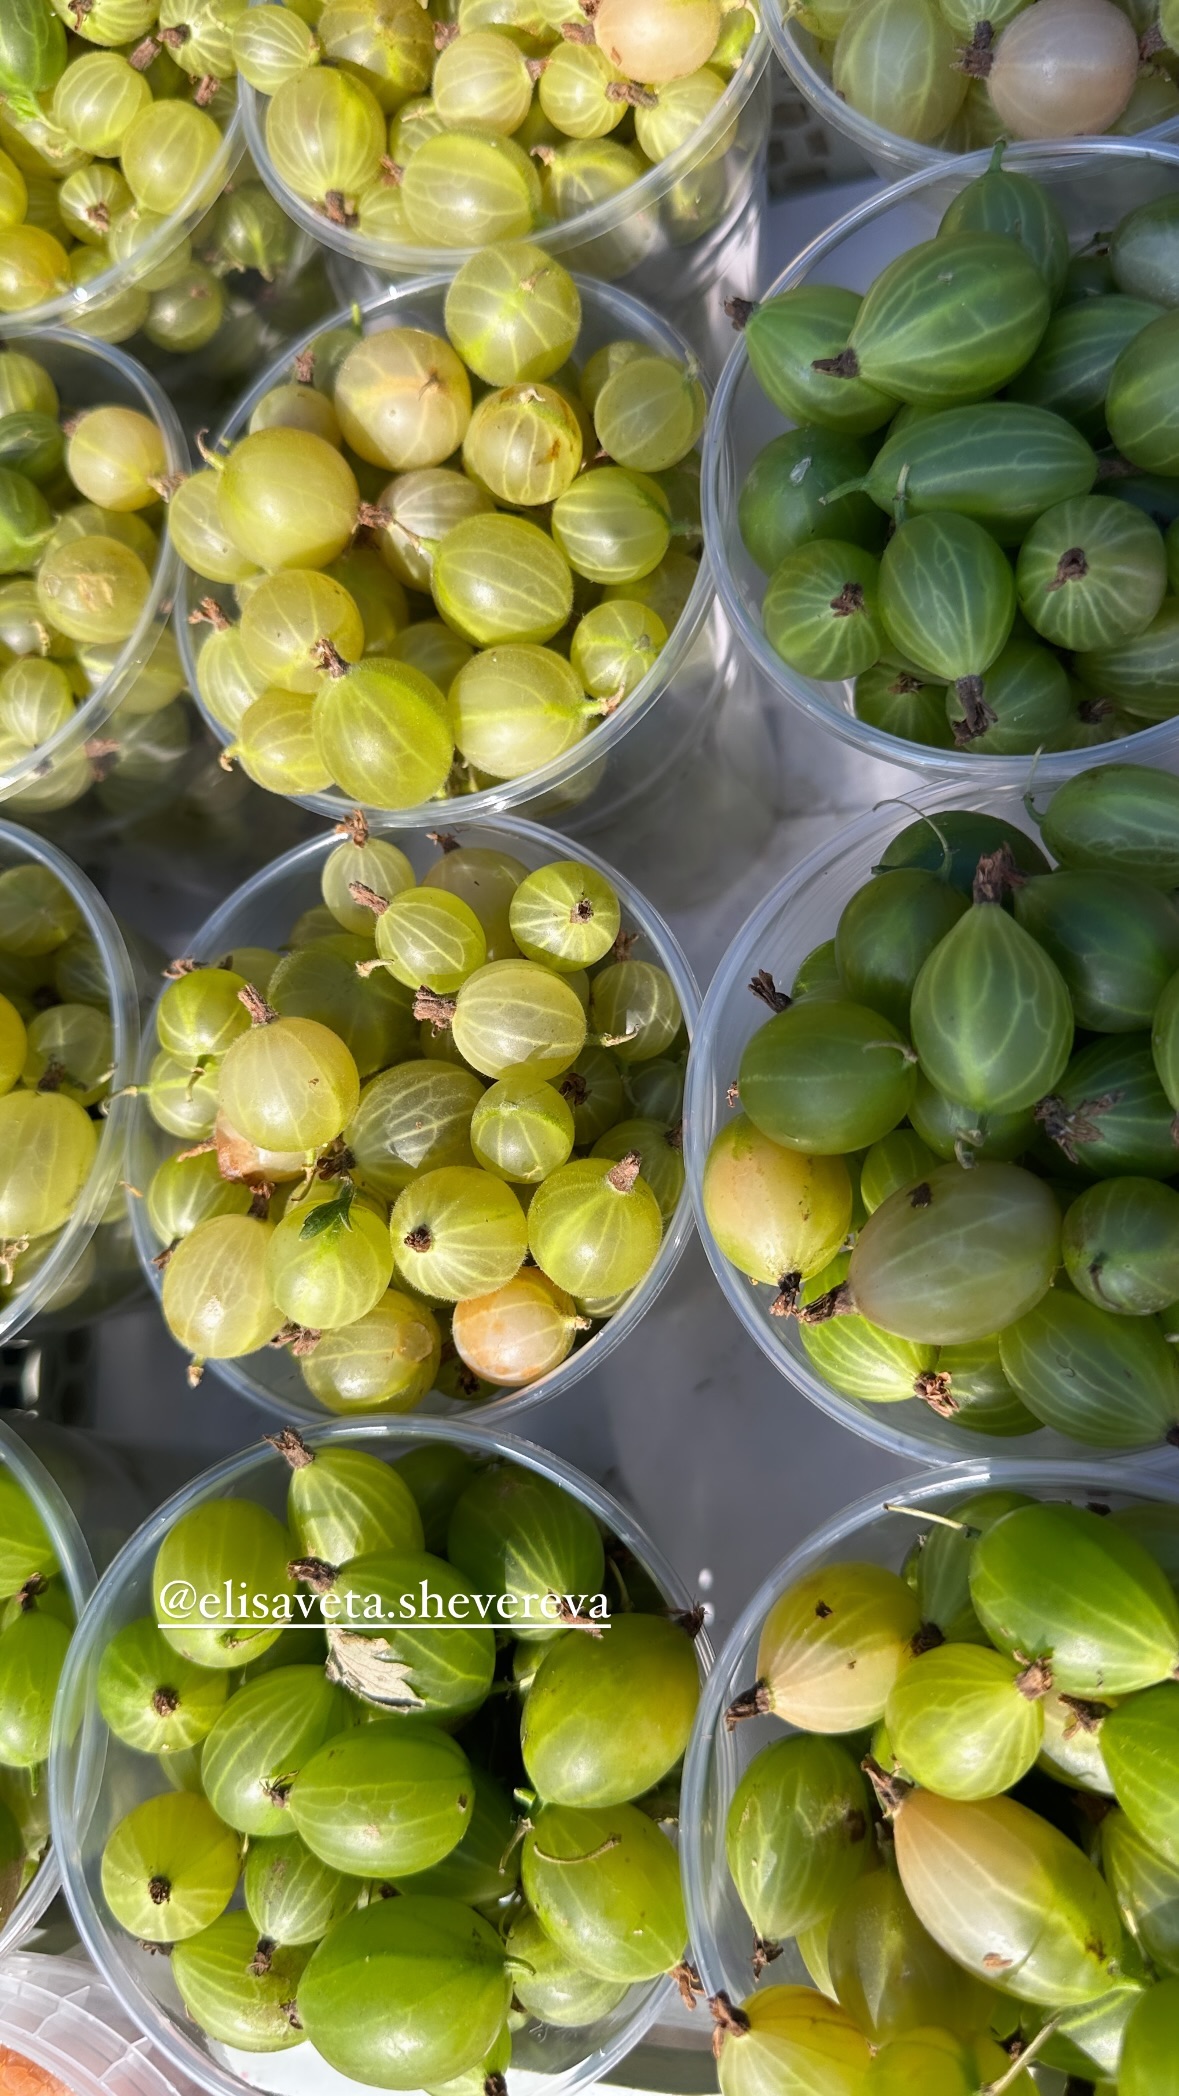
[172,1912,309,2052]
[938,149,1070,300]
[885,1641,1045,1801]
[0,1607,71,1766]
[877,809,1049,891]
[844,1163,1061,1346]
[390,1764,519,1906]
[839,234,1051,405]
[1062,1176,1179,1315]
[504,1906,629,2027]
[1008,294,1162,444]
[798,1254,938,1404]
[970,1501,1179,1695]
[1040,1034,1179,1178]
[284,1441,424,1565]
[909,855,1073,1117]
[1119,1974,1179,2096]
[737,288,896,436]
[737,427,883,573]
[243,1828,359,1946]
[96,1615,228,1755]
[1103,1687,1179,1869]
[1014,869,1179,1033]
[737,1000,917,1155]
[298,1895,511,2088]
[827,1861,995,2043]
[319,1550,497,1719]
[1040,763,1179,887]
[879,512,1016,697]
[945,637,1074,756]
[853,664,953,748]
[834,869,967,1030]
[200,1666,353,1838]
[916,1489,1034,1643]
[713,1986,871,2096]
[1017,497,1167,653]
[521,1613,698,1808]
[390,1446,478,1554]
[446,1465,604,1644]
[1103,1808,1179,1975]
[521,1800,685,1983]
[932,1337,1040,1437]
[724,1734,874,1939]
[763,539,884,681]
[288,1719,473,1877]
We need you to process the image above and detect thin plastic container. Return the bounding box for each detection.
[703,138,1179,789]
[681,1458,1179,2015]
[239,31,771,375]
[682,773,1179,1467]
[50,1415,712,2096]
[0,1419,96,1962]
[0,820,141,1346]
[0,99,242,343]
[0,1954,201,2096]
[0,329,187,821]
[178,273,731,838]
[127,812,699,1424]
[768,7,1179,181]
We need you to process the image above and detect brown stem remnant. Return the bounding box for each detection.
[193,74,220,105]
[561,15,594,38]
[910,1620,946,1657]
[605,79,659,104]
[428,829,461,853]
[288,1556,338,1592]
[559,1070,588,1107]
[335,809,369,845]
[129,34,160,67]
[1059,1694,1111,1738]
[403,1224,433,1253]
[749,968,791,1013]
[148,1875,171,1906]
[724,1681,772,1729]
[957,19,995,72]
[268,1323,322,1357]
[709,1993,751,2059]
[266,1427,314,1470]
[321,192,359,230]
[1033,1089,1122,1165]
[606,1151,642,1193]
[861,1753,913,1817]
[349,880,389,917]
[188,595,229,631]
[239,983,279,1026]
[723,295,755,331]
[973,843,1026,906]
[952,674,997,746]
[150,1240,177,1273]
[1014,1654,1054,1700]
[811,347,861,379]
[1048,547,1089,591]
[672,1960,703,2009]
[414,987,457,1031]
[163,955,198,981]
[769,1270,803,1319]
[752,1936,784,1978]
[914,1368,957,1415]
[249,1939,276,1977]
[797,1279,854,1324]
[829,581,865,618]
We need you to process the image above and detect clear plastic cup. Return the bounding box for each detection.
[703,138,1179,790]
[177,272,732,838]
[127,812,699,1424]
[680,1457,1179,2012]
[767,8,1179,181]
[239,31,772,375]
[50,1415,713,2096]
[0,103,242,344]
[682,771,1179,1467]
[0,1952,202,2096]
[0,328,187,821]
[0,1417,96,1961]
[0,819,142,1346]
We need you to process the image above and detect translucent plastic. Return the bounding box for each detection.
[0,330,185,811]
[0,1419,96,1961]
[50,1417,712,2096]
[681,1459,1179,2012]
[179,275,731,837]
[240,31,771,370]
[1,102,242,341]
[128,814,698,1424]
[769,7,1179,178]
[682,774,1179,1466]
[0,820,140,1347]
[0,1954,199,2096]
[703,139,1179,788]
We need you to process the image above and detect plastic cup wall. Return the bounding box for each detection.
[0,820,141,1345]
[0,1419,96,1961]
[683,770,1179,1465]
[702,139,1179,791]
[0,331,187,810]
[50,1416,713,2096]
[680,1458,1179,2008]
[178,271,728,836]
[766,8,1179,181]
[127,813,699,1423]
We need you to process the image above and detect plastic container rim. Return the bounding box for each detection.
[766,7,1179,174]
[680,1455,1179,2003]
[50,1411,713,2096]
[127,808,700,1423]
[0,815,142,1347]
[0,326,187,802]
[682,767,1179,1466]
[237,16,771,277]
[0,99,245,337]
[0,1417,97,1961]
[700,135,1179,786]
[175,268,717,826]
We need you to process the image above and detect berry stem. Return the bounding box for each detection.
[265,1427,314,1470]
[239,983,279,1026]
[723,1680,772,1728]
[334,810,369,845]
[605,1151,642,1193]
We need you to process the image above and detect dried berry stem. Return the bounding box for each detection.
[605,1151,642,1193]
[724,1680,772,1729]
[266,1427,314,1470]
[238,983,278,1026]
